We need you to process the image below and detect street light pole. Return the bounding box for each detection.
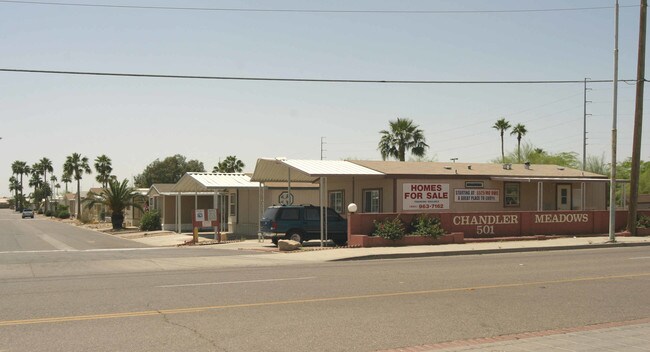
[609,0,620,242]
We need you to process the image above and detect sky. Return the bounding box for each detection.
[1,0,649,197]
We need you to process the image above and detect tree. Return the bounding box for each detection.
[492,118,511,163]
[510,123,528,163]
[8,176,19,209]
[61,173,72,193]
[84,179,145,230]
[213,156,245,173]
[38,157,54,211]
[496,142,580,169]
[63,153,92,218]
[378,118,429,161]
[133,154,205,187]
[94,155,113,189]
[11,161,30,210]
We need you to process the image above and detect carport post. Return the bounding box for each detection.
[320,177,324,247]
[214,190,219,241]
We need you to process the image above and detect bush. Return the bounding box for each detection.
[45,210,54,217]
[410,214,445,238]
[140,210,162,231]
[57,210,71,219]
[638,214,650,228]
[56,205,70,219]
[372,216,406,241]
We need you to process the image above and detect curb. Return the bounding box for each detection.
[332,241,650,261]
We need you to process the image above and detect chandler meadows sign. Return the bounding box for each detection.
[448,212,593,237]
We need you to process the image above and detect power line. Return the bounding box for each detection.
[0,1,639,14]
[0,68,640,85]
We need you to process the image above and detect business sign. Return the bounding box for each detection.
[402,183,450,210]
[454,189,500,203]
[193,209,220,228]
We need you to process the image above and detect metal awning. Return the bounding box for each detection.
[251,158,383,182]
[171,173,261,192]
[490,177,621,183]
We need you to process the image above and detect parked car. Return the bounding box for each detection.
[260,205,348,246]
[21,208,34,219]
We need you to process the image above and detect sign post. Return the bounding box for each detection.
[192,209,220,244]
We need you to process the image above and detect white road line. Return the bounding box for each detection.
[629,256,650,260]
[157,277,317,288]
[37,234,76,251]
[0,247,167,254]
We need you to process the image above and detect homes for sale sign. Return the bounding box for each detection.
[403,183,450,210]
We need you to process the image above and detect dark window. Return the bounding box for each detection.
[279,208,300,220]
[363,189,381,213]
[504,183,520,207]
[304,208,320,221]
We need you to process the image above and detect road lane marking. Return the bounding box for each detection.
[0,247,169,254]
[37,234,76,251]
[629,256,650,260]
[156,276,317,288]
[2,272,650,327]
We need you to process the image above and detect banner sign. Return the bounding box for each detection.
[402,183,450,210]
[193,209,220,228]
[454,189,500,203]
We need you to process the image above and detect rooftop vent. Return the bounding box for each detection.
[444,166,452,170]
[557,167,565,171]
[467,165,472,170]
[502,163,512,170]
[524,162,531,170]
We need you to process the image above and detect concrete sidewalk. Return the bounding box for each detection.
[119,230,650,262]
[379,318,650,352]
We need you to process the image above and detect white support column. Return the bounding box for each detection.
[176,193,181,233]
[320,177,324,247]
[581,182,586,210]
[214,190,219,240]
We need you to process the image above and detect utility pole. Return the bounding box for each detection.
[320,137,326,160]
[609,0,620,242]
[582,78,592,170]
[627,0,647,236]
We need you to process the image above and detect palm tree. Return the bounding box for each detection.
[63,153,92,218]
[510,123,528,163]
[38,158,54,211]
[61,173,72,193]
[9,176,19,209]
[213,156,245,173]
[11,161,30,210]
[94,155,113,189]
[378,118,429,161]
[492,118,512,163]
[84,179,144,230]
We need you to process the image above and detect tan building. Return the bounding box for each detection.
[148,173,319,236]
[251,159,611,215]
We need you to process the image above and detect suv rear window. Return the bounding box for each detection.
[279,208,300,220]
[262,208,279,219]
[304,208,319,221]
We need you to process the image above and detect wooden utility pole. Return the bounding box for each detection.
[627,0,647,235]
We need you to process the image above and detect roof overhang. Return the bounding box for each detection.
[490,177,625,183]
[250,158,384,183]
[171,173,261,193]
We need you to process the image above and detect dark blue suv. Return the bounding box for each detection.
[260,205,348,246]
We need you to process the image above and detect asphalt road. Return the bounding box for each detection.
[1,209,650,351]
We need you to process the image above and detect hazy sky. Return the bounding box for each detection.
[1,0,649,197]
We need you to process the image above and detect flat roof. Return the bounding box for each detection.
[171,173,261,193]
[251,158,383,183]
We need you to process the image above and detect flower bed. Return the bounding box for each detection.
[349,232,464,247]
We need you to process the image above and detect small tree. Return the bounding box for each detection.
[378,118,429,161]
[84,179,144,230]
[213,156,245,173]
[510,123,528,163]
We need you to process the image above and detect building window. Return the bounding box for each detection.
[329,190,345,214]
[229,193,237,217]
[363,189,381,213]
[504,182,520,207]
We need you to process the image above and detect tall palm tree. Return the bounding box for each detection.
[378,118,429,161]
[38,158,54,211]
[84,179,144,230]
[213,156,245,173]
[9,176,19,209]
[510,123,528,163]
[61,173,72,193]
[63,153,92,218]
[50,175,58,197]
[11,161,30,210]
[94,155,113,189]
[492,118,512,163]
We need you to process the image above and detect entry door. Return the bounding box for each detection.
[557,185,572,210]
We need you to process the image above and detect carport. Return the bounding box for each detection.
[250,158,383,246]
[170,173,261,235]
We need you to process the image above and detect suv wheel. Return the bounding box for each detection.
[287,231,303,243]
[332,238,347,247]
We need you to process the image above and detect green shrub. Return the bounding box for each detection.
[410,214,445,238]
[140,210,162,231]
[638,214,650,228]
[372,216,406,241]
[57,210,71,219]
[45,210,54,217]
